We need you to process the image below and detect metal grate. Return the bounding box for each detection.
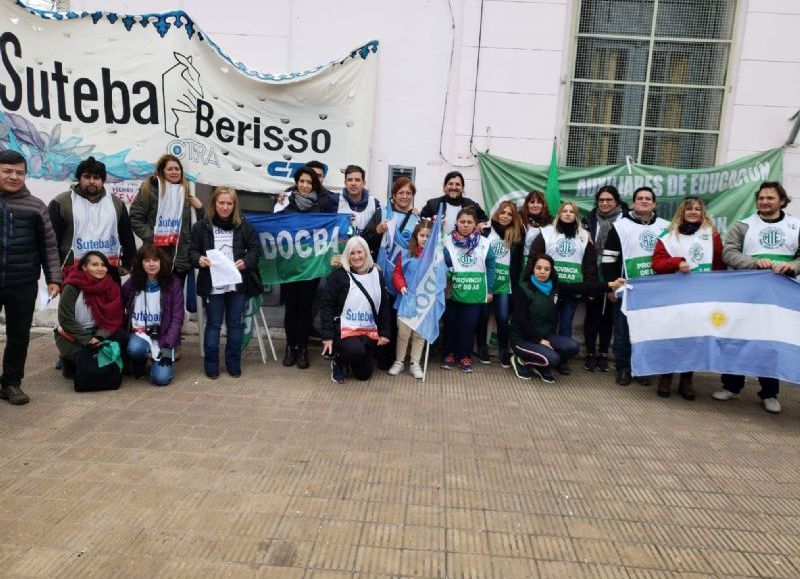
[567,0,736,168]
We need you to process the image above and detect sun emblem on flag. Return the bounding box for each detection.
[710,309,727,329]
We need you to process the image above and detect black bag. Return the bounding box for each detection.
[74,343,123,392]
[243,268,265,297]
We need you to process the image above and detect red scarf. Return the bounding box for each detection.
[63,268,123,334]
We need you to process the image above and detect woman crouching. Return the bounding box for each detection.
[321,236,391,383]
[122,244,184,385]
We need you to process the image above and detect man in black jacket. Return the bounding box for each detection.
[0,151,62,405]
[420,170,489,231]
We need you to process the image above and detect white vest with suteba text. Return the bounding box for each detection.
[741,213,800,262]
[445,235,491,304]
[541,225,590,283]
[486,229,511,294]
[658,225,715,272]
[614,215,669,278]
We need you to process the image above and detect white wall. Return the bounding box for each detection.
[36,0,800,213]
[724,0,800,217]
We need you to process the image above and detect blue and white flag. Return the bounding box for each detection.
[396,205,447,344]
[622,270,800,384]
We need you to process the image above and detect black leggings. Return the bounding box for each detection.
[334,335,377,381]
[583,295,614,355]
[283,279,320,349]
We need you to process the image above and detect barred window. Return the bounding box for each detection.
[566,0,736,168]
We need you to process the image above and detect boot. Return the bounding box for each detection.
[657,374,672,398]
[282,345,297,367]
[678,372,696,401]
[296,348,310,369]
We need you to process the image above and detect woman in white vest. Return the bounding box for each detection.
[321,236,391,384]
[652,197,724,400]
[476,201,523,368]
[519,190,552,261]
[530,201,597,374]
[441,207,497,373]
[130,154,203,283]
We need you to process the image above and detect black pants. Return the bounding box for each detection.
[583,294,614,356]
[282,279,319,349]
[375,294,397,371]
[334,335,377,381]
[721,374,779,399]
[0,283,38,388]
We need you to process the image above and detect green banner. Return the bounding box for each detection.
[478,147,784,235]
[246,212,351,285]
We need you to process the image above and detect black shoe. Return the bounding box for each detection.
[499,352,512,369]
[616,370,632,386]
[229,370,241,378]
[296,348,310,369]
[282,345,297,367]
[529,366,555,384]
[0,384,30,405]
[478,345,491,365]
[556,361,571,375]
[205,371,219,380]
[583,354,596,372]
[635,376,651,386]
[510,356,531,380]
[596,354,609,372]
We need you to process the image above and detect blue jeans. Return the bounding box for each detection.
[127,335,174,386]
[613,298,631,373]
[557,298,578,338]
[203,292,247,374]
[476,293,511,353]
[514,335,580,368]
[443,300,483,360]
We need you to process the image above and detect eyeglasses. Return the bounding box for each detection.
[597,199,616,204]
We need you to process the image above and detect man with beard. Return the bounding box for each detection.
[48,156,136,276]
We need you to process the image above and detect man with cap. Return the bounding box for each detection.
[48,156,136,276]
[0,150,62,405]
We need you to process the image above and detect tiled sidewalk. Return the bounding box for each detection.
[0,333,798,578]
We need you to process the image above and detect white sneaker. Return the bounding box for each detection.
[712,389,738,401]
[410,363,424,379]
[388,361,405,376]
[763,397,781,414]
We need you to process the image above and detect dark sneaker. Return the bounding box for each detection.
[596,354,609,372]
[478,346,491,365]
[440,354,456,370]
[331,360,346,384]
[511,356,531,380]
[458,357,474,373]
[0,384,30,405]
[499,352,512,369]
[583,354,596,372]
[296,348,310,370]
[282,345,297,367]
[530,366,555,384]
[556,361,571,375]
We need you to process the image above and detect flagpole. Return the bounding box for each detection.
[422,341,430,383]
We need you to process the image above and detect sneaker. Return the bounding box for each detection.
[711,389,737,401]
[330,360,346,384]
[596,354,609,373]
[510,356,531,380]
[441,354,455,370]
[583,354,597,372]
[763,397,781,414]
[477,346,491,365]
[499,352,512,369]
[556,361,571,375]
[458,357,473,373]
[410,363,424,379]
[388,361,405,376]
[530,366,555,384]
[0,384,30,405]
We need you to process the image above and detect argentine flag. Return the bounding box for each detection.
[623,270,800,384]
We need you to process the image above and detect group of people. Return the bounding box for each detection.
[0,149,797,415]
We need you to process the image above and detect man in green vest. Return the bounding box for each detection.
[602,186,669,386]
[712,181,799,414]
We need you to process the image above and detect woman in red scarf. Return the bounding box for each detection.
[55,251,125,379]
